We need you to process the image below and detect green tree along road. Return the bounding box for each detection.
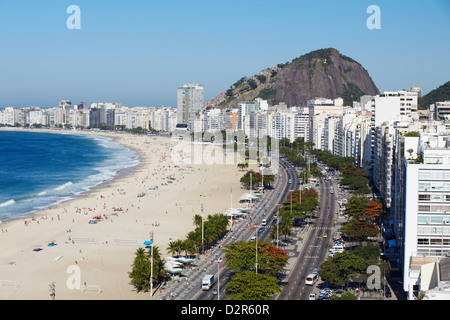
[129,246,167,293]
[224,241,288,300]
[225,271,281,300]
[318,243,388,290]
[277,139,388,299]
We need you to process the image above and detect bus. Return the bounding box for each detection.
[305,273,318,285]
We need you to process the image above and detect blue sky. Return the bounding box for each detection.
[0,0,449,108]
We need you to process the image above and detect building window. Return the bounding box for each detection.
[419,194,430,201]
[431,194,443,202]
[418,238,429,245]
[430,238,443,246]
[430,249,443,256]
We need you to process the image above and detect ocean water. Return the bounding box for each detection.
[0,131,139,222]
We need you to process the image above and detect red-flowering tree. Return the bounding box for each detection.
[364,200,383,220]
[224,241,289,276]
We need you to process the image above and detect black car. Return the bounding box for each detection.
[384,287,392,298]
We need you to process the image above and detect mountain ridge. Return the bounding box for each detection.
[206,48,380,109]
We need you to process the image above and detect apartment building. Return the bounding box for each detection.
[391,126,450,298]
[176,83,204,131]
[432,101,450,121]
[307,97,344,150]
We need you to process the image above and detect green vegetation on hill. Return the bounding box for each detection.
[292,47,336,65]
[258,88,277,101]
[419,81,450,109]
[343,82,366,107]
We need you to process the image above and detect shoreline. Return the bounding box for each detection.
[0,127,251,300]
[0,128,142,227]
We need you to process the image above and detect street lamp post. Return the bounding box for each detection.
[215,254,222,301]
[201,202,204,254]
[276,204,281,248]
[149,231,154,298]
[230,186,233,210]
[289,189,294,217]
[255,227,258,274]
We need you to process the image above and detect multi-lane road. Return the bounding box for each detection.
[164,157,296,300]
[276,177,337,300]
[164,157,337,300]
[193,157,299,300]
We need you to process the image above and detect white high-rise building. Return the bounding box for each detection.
[389,124,450,299]
[294,108,310,143]
[372,90,419,127]
[177,83,204,131]
[308,98,344,150]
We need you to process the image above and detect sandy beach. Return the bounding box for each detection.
[0,129,251,300]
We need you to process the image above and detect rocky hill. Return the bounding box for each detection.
[211,48,380,108]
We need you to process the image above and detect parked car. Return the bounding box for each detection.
[384,287,392,298]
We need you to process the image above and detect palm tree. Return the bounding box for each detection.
[128,247,150,292]
[167,240,183,257]
[182,239,196,257]
[279,218,293,240]
[193,214,203,228]
[407,148,414,159]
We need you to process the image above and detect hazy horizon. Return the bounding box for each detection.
[1,0,449,108]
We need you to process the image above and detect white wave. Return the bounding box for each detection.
[0,199,15,208]
[37,191,47,196]
[53,181,73,191]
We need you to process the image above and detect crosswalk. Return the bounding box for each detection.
[310,226,333,230]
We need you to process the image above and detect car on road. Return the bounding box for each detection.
[309,292,316,300]
[323,234,328,238]
[250,236,256,241]
[212,287,218,295]
[384,286,392,298]
[305,273,318,285]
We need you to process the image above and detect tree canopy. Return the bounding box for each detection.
[224,241,288,276]
[318,251,367,288]
[225,271,281,300]
[128,246,167,293]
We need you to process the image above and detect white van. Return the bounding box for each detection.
[329,246,344,254]
[305,273,318,285]
[261,219,267,226]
